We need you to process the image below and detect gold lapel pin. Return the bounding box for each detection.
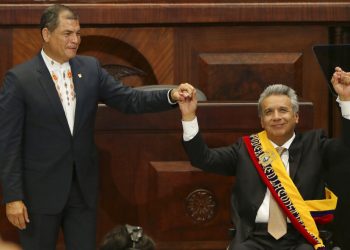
[78,73,82,78]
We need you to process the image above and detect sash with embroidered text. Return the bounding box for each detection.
[243,131,337,250]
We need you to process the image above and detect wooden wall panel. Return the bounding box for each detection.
[198,52,302,101]
[0,30,12,83]
[80,28,174,86]
[5,26,332,133]
[11,28,174,86]
[174,25,329,129]
[0,29,15,242]
[1,3,350,25]
[12,29,41,65]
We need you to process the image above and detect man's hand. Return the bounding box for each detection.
[331,67,350,101]
[6,200,29,230]
[170,83,195,103]
[178,89,198,121]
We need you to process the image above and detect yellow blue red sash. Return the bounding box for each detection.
[243,131,337,250]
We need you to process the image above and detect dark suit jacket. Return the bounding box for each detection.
[0,53,174,214]
[325,139,350,248]
[183,118,350,248]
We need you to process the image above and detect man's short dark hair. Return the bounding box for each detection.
[40,4,79,33]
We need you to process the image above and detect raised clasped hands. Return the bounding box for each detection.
[171,83,195,103]
[6,200,30,230]
[331,67,350,101]
[175,83,198,122]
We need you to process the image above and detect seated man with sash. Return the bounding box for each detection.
[178,73,350,250]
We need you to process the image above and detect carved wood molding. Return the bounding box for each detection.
[185,189,217,224]
[1,2,350,25]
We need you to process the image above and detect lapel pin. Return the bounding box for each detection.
[78,73,82,78]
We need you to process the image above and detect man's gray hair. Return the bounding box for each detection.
[258,84,299,117]
[40,4,79,33]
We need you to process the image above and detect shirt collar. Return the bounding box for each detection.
[41,49,70,71]
[270,132,295,150]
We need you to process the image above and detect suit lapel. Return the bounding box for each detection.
[36,54,72,135]
[70,58,83,136]
[288,133,302,180]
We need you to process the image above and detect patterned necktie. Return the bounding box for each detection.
[267,147,287,240]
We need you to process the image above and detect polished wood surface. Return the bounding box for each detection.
[0,30,12,83]
[6,25,329,129]
[1,2,350,25]
[0,1,349,249]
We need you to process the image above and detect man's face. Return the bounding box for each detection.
[260,94,299,145]
[42,11,81,63]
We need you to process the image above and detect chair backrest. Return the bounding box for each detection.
[134,84,207,101]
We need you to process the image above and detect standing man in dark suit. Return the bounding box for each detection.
[178,80,350,249]
[0,4,194,250]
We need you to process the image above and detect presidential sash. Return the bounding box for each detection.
[243,131,337,250]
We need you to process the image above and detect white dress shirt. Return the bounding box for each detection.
[41,50,76,135]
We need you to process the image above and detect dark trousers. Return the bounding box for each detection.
[233,223,314,250]
[19,177,97,250]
